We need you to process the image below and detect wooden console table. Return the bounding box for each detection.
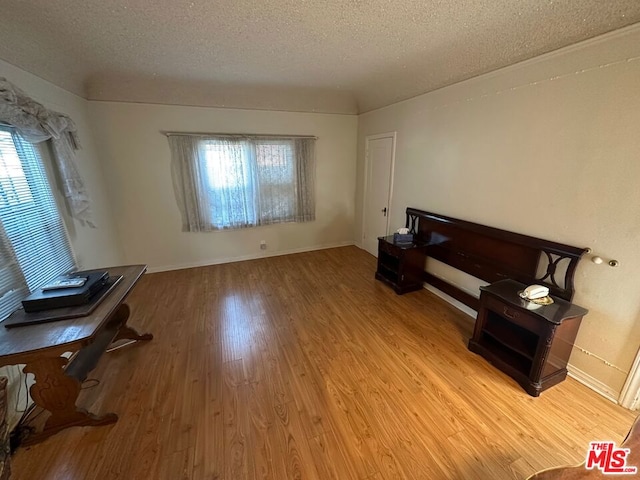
[0,265,152,445]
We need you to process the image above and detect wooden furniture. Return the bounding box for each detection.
[9,248,635,480]
[0,265,152,445]
[400,208,588,394]
[404,208,587,308]
[375,235,429,294]
[469,279,588,396]
[0,378,9,480]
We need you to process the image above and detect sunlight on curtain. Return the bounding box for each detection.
[169,135,315,232]
[203,138,257,229]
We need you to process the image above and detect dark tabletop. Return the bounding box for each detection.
[480,279,588,325]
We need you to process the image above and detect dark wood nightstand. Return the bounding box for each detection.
[468,279,588,396]
[375,235,428,294]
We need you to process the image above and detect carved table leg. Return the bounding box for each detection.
[111,303,154,343]
[18,303,152,444]
[22,356,118,445]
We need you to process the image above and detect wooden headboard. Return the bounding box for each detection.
[405,208,587,310]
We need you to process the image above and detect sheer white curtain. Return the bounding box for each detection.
[0,226,28,322]
[169,134,315,232]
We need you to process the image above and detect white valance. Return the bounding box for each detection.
[0,77,93,226]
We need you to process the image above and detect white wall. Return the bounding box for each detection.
[356,25,640,399]
[0,59,123,269]
[88,102,357,272]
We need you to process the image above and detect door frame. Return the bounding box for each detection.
[619,348,640,409]
[362,132,397,250]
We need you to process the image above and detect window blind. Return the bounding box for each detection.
[0,127,75,320]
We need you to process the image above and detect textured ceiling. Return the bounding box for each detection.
[1,1,640,114]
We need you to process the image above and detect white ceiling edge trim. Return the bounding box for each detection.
[4,21,639,116]
[85,74,359,115]
[472,22,640,80]
[86,98,359,117]
[360,21,640,116]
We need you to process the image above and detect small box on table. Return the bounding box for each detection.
[393,233,414,244]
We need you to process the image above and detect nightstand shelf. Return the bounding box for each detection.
[468,279,588,396]
[482,311,538,360]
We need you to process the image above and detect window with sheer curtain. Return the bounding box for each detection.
[0,126,75,321]
[168,135,316,232]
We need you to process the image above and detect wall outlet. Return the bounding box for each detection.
[260,240,267,250]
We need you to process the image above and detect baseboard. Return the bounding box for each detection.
[423,282,622,404]
[146,241,355,273]
[567,364,620,404]
[423,284,477,320]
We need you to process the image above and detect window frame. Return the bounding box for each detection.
[0,126,76,320]
[169,134,315,232]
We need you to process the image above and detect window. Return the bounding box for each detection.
[0,127,75,320]
[169,135,316,231]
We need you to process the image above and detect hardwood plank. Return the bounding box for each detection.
[222,359,249,480]
[10,246,636,480]
[308,430,362,480]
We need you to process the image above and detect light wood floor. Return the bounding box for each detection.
[12,246,636,479]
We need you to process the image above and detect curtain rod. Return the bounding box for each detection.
[161,131,317,140]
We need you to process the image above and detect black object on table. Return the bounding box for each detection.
[4,275,123,328]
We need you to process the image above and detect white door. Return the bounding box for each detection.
[363,133,395,256]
